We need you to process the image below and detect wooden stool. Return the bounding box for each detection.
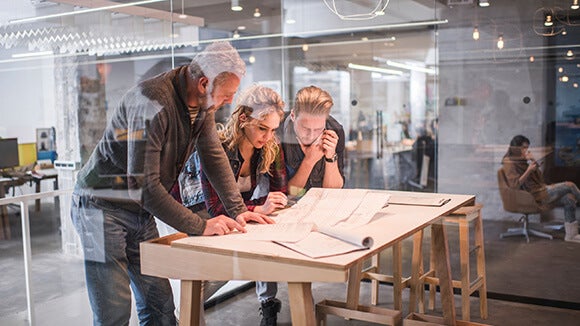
[362,231,431,316]
[362,242,411,311]
[417,204,488,321]
[361,205,488,321]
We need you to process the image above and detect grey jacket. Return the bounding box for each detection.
[75,65,246,234]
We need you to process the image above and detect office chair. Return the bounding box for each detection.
[497,168,554,243]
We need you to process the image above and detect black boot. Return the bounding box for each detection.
[259,298,281,326]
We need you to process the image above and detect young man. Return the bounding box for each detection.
[257,85,346,325]
[71,41,270,326]
[282,85,345,194]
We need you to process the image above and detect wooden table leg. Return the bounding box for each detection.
[409,230,424,314]
[180,280,202,326]
[392,242,403,311]
[288,282,315,326]
[371,252,380,305]
[35,179,41,212]
[431,220,457,326]
[346,260,363,310]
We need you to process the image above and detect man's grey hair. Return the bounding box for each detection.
[189,41,246,81]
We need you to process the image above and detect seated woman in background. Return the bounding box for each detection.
[200,84,288,326]
[502,135,580,243]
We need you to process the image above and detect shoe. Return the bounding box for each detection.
[565,222,580,243]
[259,298,281,326]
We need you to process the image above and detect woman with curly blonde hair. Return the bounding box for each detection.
[199,84,289,325]
[201,83,288,216]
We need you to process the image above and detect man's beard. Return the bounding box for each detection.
[199,84,218,113]
[197,91,215,113]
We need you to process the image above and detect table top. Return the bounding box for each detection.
[142,190,474,282]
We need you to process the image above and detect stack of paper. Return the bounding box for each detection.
[226,188,389,258]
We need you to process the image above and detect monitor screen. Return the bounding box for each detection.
[0,138,19,169]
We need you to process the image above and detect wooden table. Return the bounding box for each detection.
[141,190,475,326]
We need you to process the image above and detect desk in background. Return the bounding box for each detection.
[141,190,475,326]
[0,177,26,240]
[0,171,59,240]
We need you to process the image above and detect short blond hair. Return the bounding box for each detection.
[292,85,333,117]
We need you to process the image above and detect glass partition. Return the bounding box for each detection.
[1,0,579,325]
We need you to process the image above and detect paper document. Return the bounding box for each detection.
[316,224,373,248]
[274,188,390,228]
[389,195,450,207]
[276,231,371,259]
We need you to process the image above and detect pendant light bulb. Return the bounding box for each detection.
[497,34,504,49]
[544,14,553,27]
[179,0,187,18]
[472,26,480,40]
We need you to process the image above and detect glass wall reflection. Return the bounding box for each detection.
[0,0,579,324]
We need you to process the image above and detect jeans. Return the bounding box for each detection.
[256,281,278,303]
[71,193,176,326]
[545,182,580,223]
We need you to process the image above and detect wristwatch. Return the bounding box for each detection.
[324,153,338,163]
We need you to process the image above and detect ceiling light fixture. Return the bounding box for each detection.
[385,60,436,74]
[529,56,535,62]
[254,8,261,18]
[567,50,574,57]
[478,0,490,8]
[348,63,403,76]
[302,44,309,51]
[472,26,480,40]
[373,57,436,74]
[561,75,569,82]
[323,0,390,20]
[544,14,554,26]
[233,30,240,39]
[248,55,256,63]
[284,9,296,24]
[179,0,187,19]
[573,82,579,88]
[572,0,579,10]
[231,0,242,12]
[497,34,504,49]
[12,50,54,58]
[9,0,165,24]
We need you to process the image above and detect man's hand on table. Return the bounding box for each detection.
[202,212,275,236]
[235,211,275,226]
[203,215,245,236]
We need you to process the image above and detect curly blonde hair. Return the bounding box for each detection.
[219,84,285,174]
